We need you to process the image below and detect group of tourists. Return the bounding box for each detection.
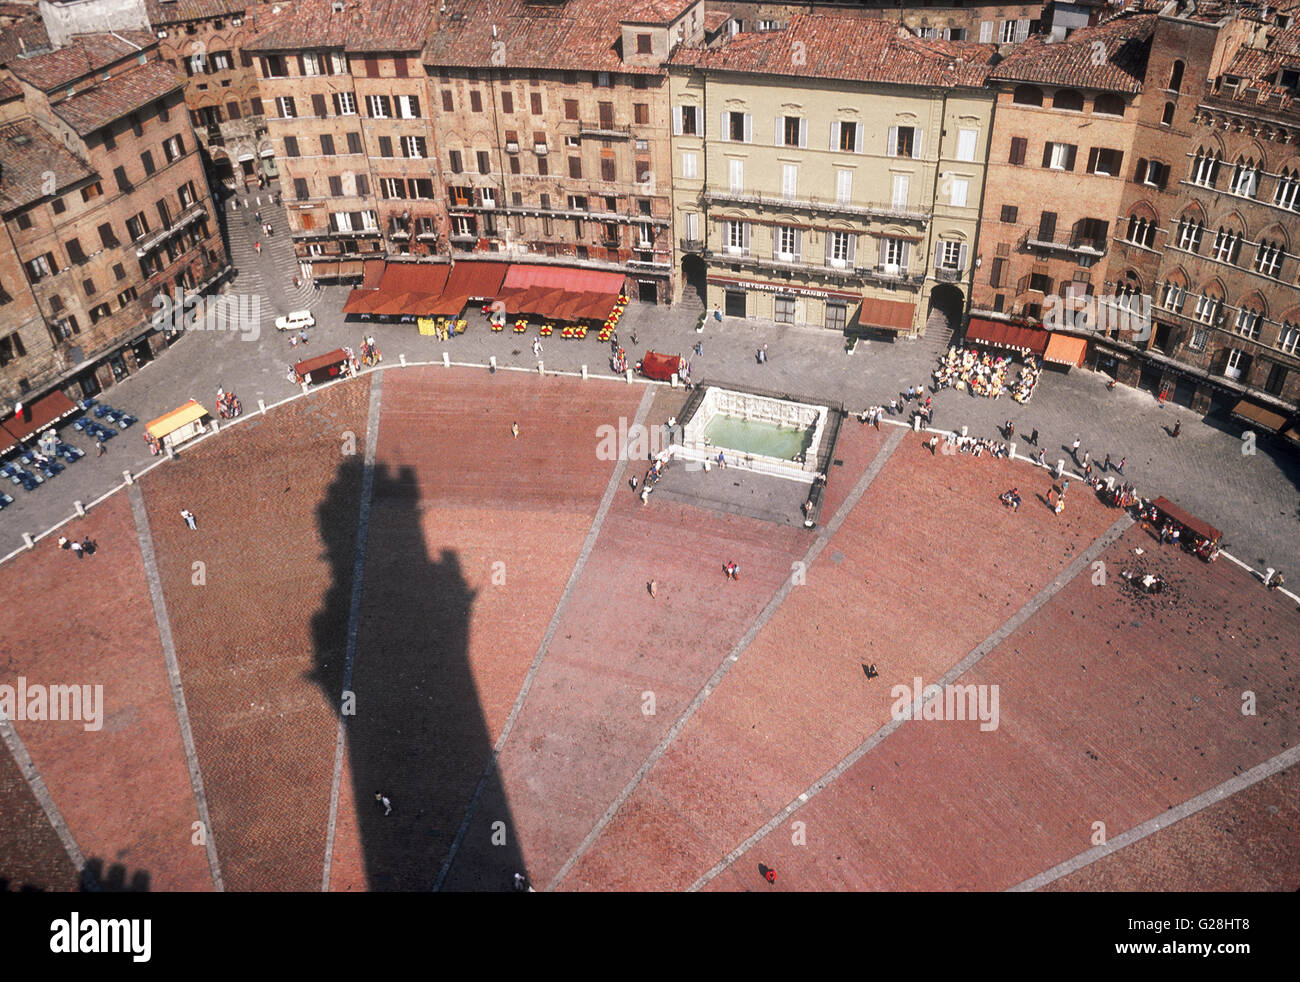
[934,347,1041,403]
[216,387,242,420]
[360,336,382,366]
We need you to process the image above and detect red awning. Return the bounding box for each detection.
[502,264,625,294]
[444,260,507,301]
[342,262,450,316]
[965,317,1049,356]
[1151,496,1222,544]
[858,297,916,332]
[360,259,386,289]
[1,389,79,453]
[294,348,351,379]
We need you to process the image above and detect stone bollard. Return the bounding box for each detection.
[1008,442,1017,459]
[626,368,633,384]
[123,470,134,485]
[211,420,219,434]
[167,444,176,460]
[1055,459,1065,478]
[258,398,266,414]
[1106,477,1115,492]
[671,373,679,388]
[22,532,34,550]
[538,360,544,376]
[74,500,85,516]
[961,425,968,438]
[400,353,408,368]
[912,415,921,432]
[581,364,588,380]
[489,355,497,373]
[301,381,310,395]
[442,352,450,368]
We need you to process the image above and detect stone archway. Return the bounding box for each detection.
[926,282,964,342]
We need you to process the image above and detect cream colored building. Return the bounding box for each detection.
[668,14,995,337]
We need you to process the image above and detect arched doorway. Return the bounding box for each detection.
[680,254,706,307]
[926,283,964,342]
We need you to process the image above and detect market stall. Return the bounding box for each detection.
[145,399,211,454]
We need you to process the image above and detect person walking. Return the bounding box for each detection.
[1071,437,1081,461]
[1171,420,1181,438]
[1029,427,1038,446]
[648,580,658,598]
[1117,456,1126,475]
[374,791,393,816]
[95,439,105,457]
[510,421,519,439]
[71,539,84,559]
[532,337,542,358]
[1083,451,1090,470]
[1103,453,1112,473]
[181,509,197,530]
[1035,448,1046,467]
[254,241,261,255]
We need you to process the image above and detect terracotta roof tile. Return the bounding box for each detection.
[669,14,995,88]
[245,0,434,54]
[0,119,96,213]
[0,17,52,68]
[0,77,21,102]
[423,0,662,74]
[4,31,156,91]
[144,0,249,26]
[989,14,1155,94]
[622,0,693,24]
[52,60,184,135]
[1225,23,1300,83]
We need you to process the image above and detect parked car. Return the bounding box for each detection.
[275,309,315,332]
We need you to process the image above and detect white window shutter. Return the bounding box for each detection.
[878,238,887,268]
[935,244,944,271]
[744,113,752,143]
[958,243,969,272]
[775,116,783,146]
[830,121,839,151]
[855,123,863,154]
[673,107,682,135]
[742,222,750,250]
[887,126,898,157]
[979,20,993,43]
[847,234,856,264]
[794,228,802,260]
[901,241,911,269]
[799,118,807,148]
[1015,18,1029,42]
[915,127,924,159]
[720,111,729,141]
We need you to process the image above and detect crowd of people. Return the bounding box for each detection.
[216,388,242,420]
[934,347,1042,403]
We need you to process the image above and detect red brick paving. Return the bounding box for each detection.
[701,522,1298,891]
[337,368,645,889]
[563,440,1117,890]
[1044,764,1300,891]
[141,379,371,891]
[0,493,212,891]
[0,738,79,891]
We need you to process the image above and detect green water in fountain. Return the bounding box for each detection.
[703,414,813,461]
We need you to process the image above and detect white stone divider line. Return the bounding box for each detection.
[0,712,92,889]
[548,425,909,893]
[321,370,384,892]
[126,483,224,890]
[1011,743,1300,892]
[685,508,1136,893]
[433,383,659,892]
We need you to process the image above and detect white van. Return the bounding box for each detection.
[275,309,315,332]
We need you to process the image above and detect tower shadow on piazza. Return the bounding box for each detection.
[308,456,524,891]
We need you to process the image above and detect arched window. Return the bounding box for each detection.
[1126,214,1156,248]
[1229,156,1259,197]
[1234,305,1263,340]
[1161,101,1175,125]
[1169,60,1185,92]
[1012,84,1043,106]
[1253,239,1284,277]
[1176,214,1204,252]
[1278,320,1300,355]
[1094,93,1125,116]
[1160,278,1187,313]
[1273,167,1300,210]
[1212,226,1242,264]
[1191,147,1220,187]
[1053,88,1085,111]
[1194,286,1223,325]
[1114,270,1143,309]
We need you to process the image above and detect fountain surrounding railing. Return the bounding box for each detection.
[674,386,829,482]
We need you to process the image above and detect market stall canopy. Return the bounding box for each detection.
[857,296,915,333]
[1043,333,1088,367]
[342,262,450,315]
[146,400,209,441]
[1,389,79,454]
[1230,398,1287,434]
[294,349,351,380]
[639,350,683,381]
[443,260,507,302]
[965,317,1049,357]
[497,264,624,322]
[1151,496,1222,544]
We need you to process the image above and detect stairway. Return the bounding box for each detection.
[221,188,323,325]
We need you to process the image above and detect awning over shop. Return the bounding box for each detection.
[1043,333,1088,367]
[1230,399,1287,433]
[342,262,450,315]
[965,317,1049,357]
[1151,496,1222,544]
[146,399,208,440]
[501,264,625,294]
[1,389,79,454]
[857,297,916,333]
[443,260,507,302]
